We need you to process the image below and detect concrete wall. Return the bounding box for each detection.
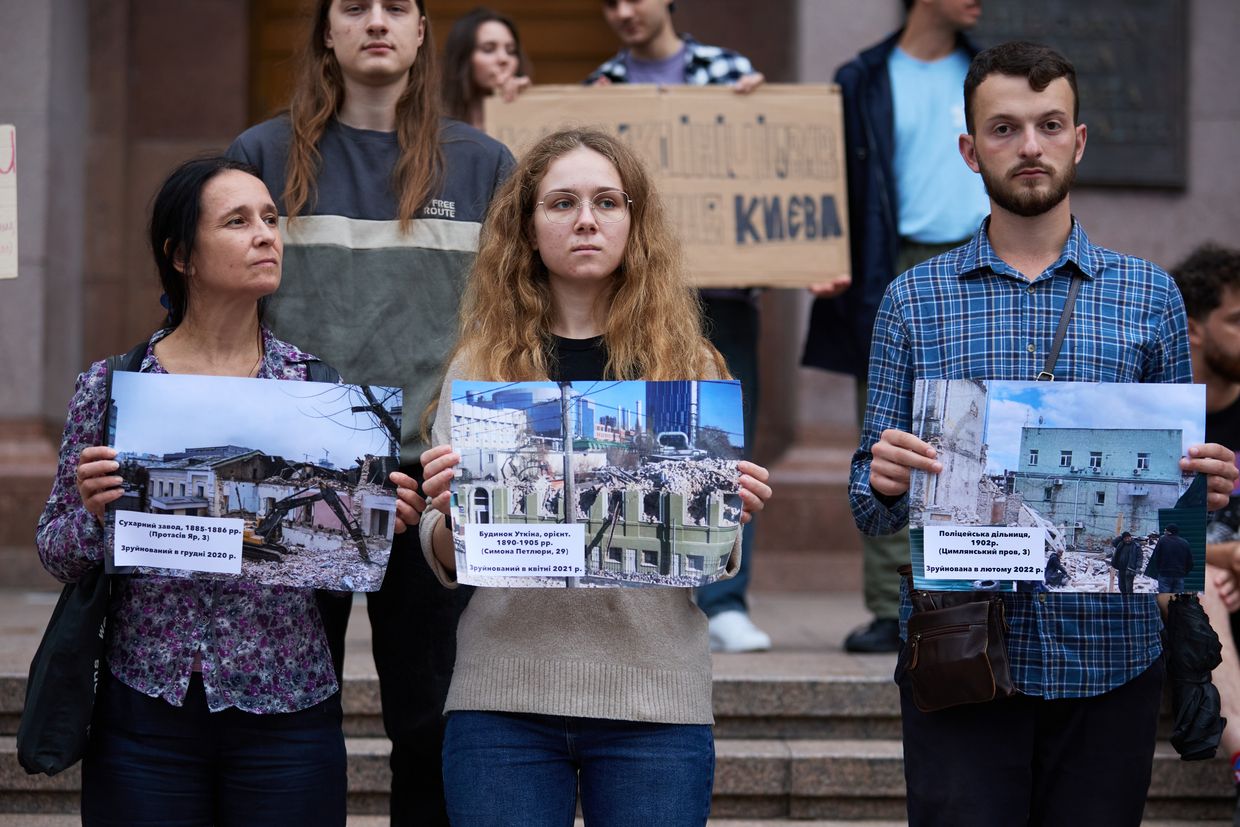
[784,0,1240,455]
[0,0,89,424]
[86,1,252,372]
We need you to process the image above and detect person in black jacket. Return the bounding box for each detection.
[803,0,986,652]
[1110,532,1143,595]
[1147,524,1194,593]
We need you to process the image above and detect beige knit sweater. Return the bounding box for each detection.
[418,357,740,724]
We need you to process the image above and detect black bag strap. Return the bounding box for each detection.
[1037,274,1084,382]
[305,359,340,384]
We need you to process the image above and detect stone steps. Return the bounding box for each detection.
[0,735,1230,820]
[0,822,1229,827]
[0,589,1232,821]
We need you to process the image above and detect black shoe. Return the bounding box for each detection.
[843,618,901,653]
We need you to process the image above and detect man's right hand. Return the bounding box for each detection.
[869,428,942,498]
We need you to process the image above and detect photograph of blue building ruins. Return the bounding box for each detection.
[909,379,1206,593]
[449,379,745,588]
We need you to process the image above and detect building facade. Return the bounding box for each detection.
[1012,426,1185,545]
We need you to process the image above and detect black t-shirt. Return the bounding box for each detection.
[1207,393,1240,531]
[550,335,608,382]
[1205,393,1240,633]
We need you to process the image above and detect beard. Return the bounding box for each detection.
[1202,339,1240,384]
[978,154,1077,218]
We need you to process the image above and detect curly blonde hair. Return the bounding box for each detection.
[450,128,729,384]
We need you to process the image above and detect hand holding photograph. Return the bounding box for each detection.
[105,372,402,591]
[448,379,745,588]
[908,379,1206,594]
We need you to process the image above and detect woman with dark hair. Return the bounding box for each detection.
[442,7,531,129]
[227,2,513,823]
[397,128,773,826]
[37,157,347,826]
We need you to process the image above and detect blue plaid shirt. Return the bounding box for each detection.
[852,218,1190,699]
[586,34,754,87]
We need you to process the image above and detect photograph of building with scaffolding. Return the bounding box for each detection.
[449,379,745,588]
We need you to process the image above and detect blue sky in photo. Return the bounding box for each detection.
[110,372,401,466]
[983,381,1205,475]
[453,380,745,448]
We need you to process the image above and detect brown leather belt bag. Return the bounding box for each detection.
[900,565,1015,713]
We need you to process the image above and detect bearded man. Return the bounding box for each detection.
[848,41,1238,827]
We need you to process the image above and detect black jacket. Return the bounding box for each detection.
[802,30,979,380]
[1148,533,1194,578]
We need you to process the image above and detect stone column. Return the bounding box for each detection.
[0,0,90,584]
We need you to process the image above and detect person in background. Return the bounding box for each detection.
[37,157,347,826]
[442,6,531,130]
[394,126,772,827]
[227,2,513,824]
[1109,531,1141,595]
[1171,243,1240,819]
[803,0,986,653]
[588,0,798,653]
[1146,524,1192,593]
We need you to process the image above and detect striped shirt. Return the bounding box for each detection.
[851,218,1190,698]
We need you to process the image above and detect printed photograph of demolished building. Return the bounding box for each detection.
[909,379,1206,593]
[105,371,402,591]
[449,379,745,588]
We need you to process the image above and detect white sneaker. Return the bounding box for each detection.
[708,610,772,653]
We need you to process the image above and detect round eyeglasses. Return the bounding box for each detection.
[537,190,632,224]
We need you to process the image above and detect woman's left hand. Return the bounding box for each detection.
[389,471,426,534]
[736,460,772,524]
[494,73,531,103]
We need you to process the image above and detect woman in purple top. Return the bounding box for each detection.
[36,157,346,826]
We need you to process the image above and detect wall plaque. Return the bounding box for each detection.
[972,0,1187,189]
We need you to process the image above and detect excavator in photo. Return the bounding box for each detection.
[241,484,369,563]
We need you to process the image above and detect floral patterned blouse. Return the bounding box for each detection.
[36,327,339,714]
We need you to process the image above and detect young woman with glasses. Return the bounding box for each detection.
[391,128,773,826]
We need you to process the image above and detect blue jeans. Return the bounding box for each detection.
[82,672,346,827]
[1158,575,1187,593]
[442,711,715,826]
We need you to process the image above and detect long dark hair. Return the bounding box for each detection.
[149,156,263,328]
[441,7,529,122]
[285,0,444,231]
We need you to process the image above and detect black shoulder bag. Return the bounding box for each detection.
[17,342,146,775]
[900,275,1083,713]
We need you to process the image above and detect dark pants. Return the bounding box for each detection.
[368,527,474,826]
[82,672,346,827]
[697,294,758,617]
[900,658,1164,827]
[1118,568,1137,595]
[443,711,715,827]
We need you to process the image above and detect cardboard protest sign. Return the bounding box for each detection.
[105,372,402,591]
[449,379,745,588]
[908,379,1206,594]
[485,85,849,288]
[0,125,16,280]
